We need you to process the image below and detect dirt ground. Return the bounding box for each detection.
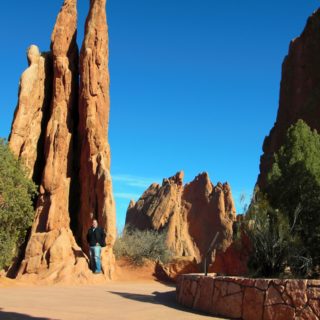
[0,280,227,320]
[0,259,227,320]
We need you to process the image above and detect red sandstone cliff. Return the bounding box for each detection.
[258,8,320,189]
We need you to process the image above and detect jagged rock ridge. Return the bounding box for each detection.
[126,171,236,264]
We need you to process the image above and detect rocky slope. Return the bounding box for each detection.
[258,8,320,189]
[126,171,236,264]
[8,0,115,283]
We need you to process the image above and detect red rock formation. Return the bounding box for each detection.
[7,0,116,283]
[155,256,199,282]
[126,171,236,264]
[9,45,51,181]
[210,233,250,276]
[17,0,93,283]
[126,172,184,232]
[77,0,116,276]
[258,9,320,189]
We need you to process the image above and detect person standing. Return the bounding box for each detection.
[86,219,106,274]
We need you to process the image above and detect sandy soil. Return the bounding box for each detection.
[0,260,226,319]
[0,280,226,320]
[113,258,159,282]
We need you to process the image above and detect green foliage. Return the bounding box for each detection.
[114,226,173,266]
[0,139,37,270]
[244,192,311,277]
[266,119,320,270]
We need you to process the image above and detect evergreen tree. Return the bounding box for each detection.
[266,119,320,270]
[0,139,37,269]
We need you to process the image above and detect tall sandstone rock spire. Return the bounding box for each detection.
[36,0,78,233]
[78,0,116,272]
[8,0,116,282]
[15,0,99,283]
[126,171,236,264]
[258,8,320,189]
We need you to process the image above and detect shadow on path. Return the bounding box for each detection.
[0,308,58,320]
[107,290,222,318]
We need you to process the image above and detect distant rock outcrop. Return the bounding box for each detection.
[126,171,236,264]
[8,0,116,283]
[258,9,320,189]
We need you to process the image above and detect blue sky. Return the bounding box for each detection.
[0,1,319,231]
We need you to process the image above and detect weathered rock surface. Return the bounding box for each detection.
[258,9,320,189]
[77,0,116,275]
[155,256,199,282]
[9,0,117,283]
[16,0,94,283]
[210,223,251,276]
[126,171,236,264]
[210,239,249,276]
[9,45,51,182]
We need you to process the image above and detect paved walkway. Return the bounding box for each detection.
[0,281,225,320]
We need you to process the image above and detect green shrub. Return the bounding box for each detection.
[243,192,311,278]
[114,226,173,265]
[266,119,320,272]
[0,139,37,270]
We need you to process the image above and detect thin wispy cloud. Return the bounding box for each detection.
[112,174,161,188]
[114,192,141,200]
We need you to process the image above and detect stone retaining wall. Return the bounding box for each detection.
[176,274,320,319]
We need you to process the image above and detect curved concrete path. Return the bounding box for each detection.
[0,281,225,320]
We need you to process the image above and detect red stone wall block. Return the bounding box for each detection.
[176,274,320,320]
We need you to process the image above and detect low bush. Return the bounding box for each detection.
[114,226,173,265]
